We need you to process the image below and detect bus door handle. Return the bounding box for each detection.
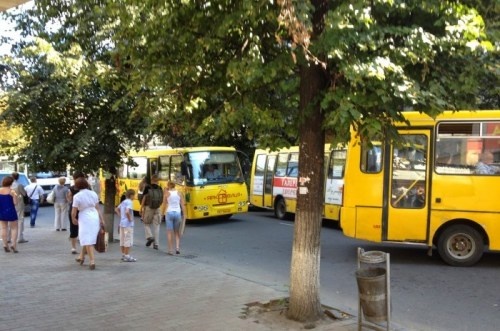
[435,198,442,203]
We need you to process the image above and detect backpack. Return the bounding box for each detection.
[147,187,163,209]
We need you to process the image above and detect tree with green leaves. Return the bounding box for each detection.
[0,39,147,173]
[0,35,149,239]
[1,0,496,324]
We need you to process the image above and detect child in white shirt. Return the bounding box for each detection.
[115,189,137,262]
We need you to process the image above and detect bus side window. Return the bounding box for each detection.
[171,155,185,183]
[150,159,158,175]
[329,149,347,178]
[129,156,148,179]
[361,145,382,173]
[275,153,288,177]
[287,153,299,177]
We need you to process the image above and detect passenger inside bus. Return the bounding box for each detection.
[391,181,425,208]
[204,164,222,179]
[475,151,500,175]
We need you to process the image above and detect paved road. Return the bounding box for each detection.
[180,209,500,331]
[0,206,364,331]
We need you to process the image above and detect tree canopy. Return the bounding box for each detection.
[0,32,149,173]
[1,1,497,168]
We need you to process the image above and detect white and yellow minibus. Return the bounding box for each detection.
[250,144,346,221]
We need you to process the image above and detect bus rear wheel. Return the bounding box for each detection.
[437,225,483,267]
[274,198,287,220]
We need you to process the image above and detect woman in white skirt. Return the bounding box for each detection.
[71,177,104,270]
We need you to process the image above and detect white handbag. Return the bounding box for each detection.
[47,190,55,204]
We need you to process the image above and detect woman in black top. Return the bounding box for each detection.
[67,172,86,255]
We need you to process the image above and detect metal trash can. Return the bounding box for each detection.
[355,267,387,323]
[359,250,386,265]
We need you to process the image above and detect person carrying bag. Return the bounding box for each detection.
[24,187,35,205]
[46,189,55,204]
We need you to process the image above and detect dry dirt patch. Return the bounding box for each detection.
[240,297,353,330]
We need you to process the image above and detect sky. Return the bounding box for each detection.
[0,1,33,56]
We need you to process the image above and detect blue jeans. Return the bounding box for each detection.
[30,199,40,226]
[166,211,181,231]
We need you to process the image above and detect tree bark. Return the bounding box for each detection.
[287,63,327,323]
[104,178,117,242]
[287,0,328,323]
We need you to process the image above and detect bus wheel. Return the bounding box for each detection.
[274,198,287,220]
[437,225,483,267]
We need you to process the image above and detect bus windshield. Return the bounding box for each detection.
[185,151,243,185]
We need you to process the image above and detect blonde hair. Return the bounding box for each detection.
[125,189,135,199]
[58,177,66,185]
[167,181,176,189]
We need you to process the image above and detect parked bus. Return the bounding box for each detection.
[341,110,500,266]
[100,146,249,220]
[250,144,346,221]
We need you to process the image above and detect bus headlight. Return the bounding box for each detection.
[194,205,209,212]
[238,201,248,207]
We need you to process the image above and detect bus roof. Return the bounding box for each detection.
[127,146,238,158]
[255,144,341,154]
[399,110,499,126]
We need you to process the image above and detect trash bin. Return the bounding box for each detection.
[355,267,387,323]
[359,250,386,264]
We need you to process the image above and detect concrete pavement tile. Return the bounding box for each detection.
[0,210,365,331]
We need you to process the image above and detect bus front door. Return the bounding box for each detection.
[263,155,276,209]
[385,130,430,242]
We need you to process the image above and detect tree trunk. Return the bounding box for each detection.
[104,178,117,242]
[287,64,327,322]
[286,0,328,323]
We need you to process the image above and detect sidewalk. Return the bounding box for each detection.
[1,211,362,331]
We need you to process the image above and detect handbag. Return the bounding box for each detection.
[94,224,108,253]
[23,185,37,205]
[47,190,55,204]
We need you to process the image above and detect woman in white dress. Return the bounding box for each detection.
[71,177,104,270]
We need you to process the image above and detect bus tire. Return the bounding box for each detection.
[274,198,287,220]
[437,225,483,267]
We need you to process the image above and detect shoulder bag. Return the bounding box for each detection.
[24,185,37,205]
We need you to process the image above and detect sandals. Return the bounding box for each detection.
[76,257,85,265]
[89,263,96,270]
[3,246,10,253]
[124,256,137,262]
[10,246,18,253]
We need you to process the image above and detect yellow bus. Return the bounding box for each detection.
[101,146,249,220]
[250,144,346,221]
[341,110,500,266]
